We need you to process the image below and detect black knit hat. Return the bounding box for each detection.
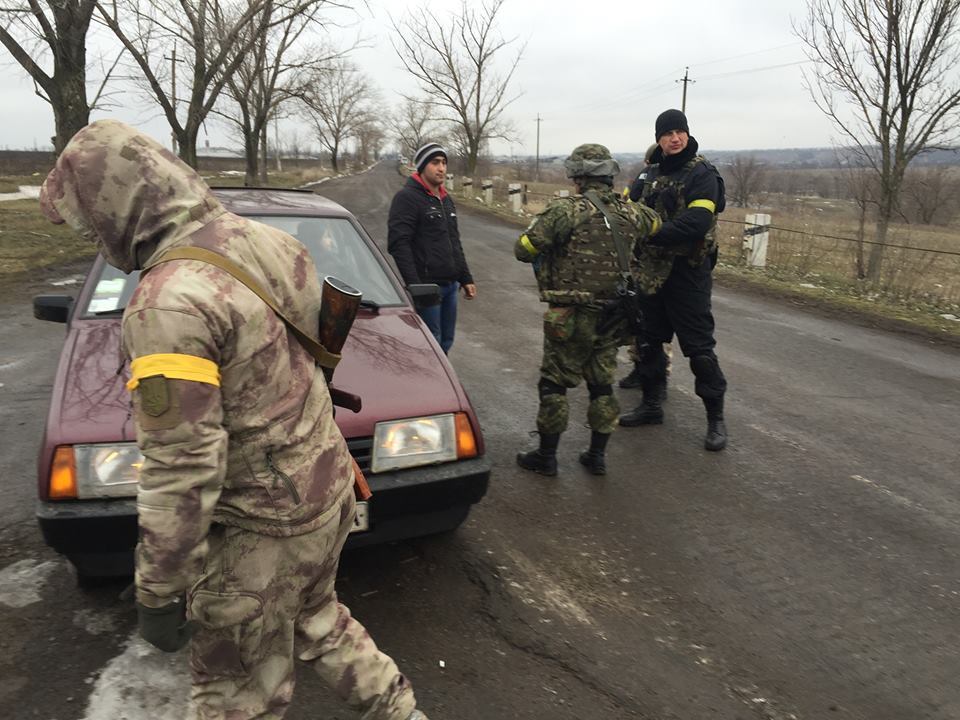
[413,142,448,174]
[655,109,689,139]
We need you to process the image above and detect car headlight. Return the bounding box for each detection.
[74,443,143,498]
[371,413,478,473]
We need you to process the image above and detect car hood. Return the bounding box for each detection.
[48,307,466,447]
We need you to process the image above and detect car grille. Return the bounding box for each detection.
[347,437,372,473]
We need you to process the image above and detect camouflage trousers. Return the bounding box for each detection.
[187,487,416,720]
[537,305,623,435]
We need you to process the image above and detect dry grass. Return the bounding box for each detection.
[0,198,98,286]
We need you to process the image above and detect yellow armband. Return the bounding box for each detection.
[126,353,221,390]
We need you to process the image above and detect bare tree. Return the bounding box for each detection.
[900,165,958,225]
[299,58,373,173]
[390,0,522,175]
[96,0,326,168]
[0,0,119,153]
[389,97,444,159]
[726,155,767,207]
[353,113,386,166]
[216,3,340,185]
[796,0,960,281]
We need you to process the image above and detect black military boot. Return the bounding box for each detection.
[703,398,727,451]
[578,431,609,475]
[618,380,664,427]
[516,432,560,476]
[618,363,643,389]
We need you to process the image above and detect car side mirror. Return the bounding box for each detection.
[33,294,74,323]
[406,283,441,308]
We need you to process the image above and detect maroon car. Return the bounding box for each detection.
[33,187,490,581]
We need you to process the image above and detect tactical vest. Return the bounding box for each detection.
[538,195,628,306]
[642,156,718,267]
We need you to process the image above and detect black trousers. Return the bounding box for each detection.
[636,256,727,402]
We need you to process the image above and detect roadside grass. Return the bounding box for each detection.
[0,174,46,194]
[0,199,97,290]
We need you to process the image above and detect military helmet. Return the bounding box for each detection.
[564,143,620,179]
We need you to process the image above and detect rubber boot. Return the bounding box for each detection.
[578,431,609,475]
[704,398,727,451]
[516,432,560,476]
[619,380,665,427]
[618,362,643,389]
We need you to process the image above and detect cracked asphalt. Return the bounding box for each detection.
[1,162,959,719]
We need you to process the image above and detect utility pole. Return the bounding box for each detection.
[534,113,543,182]
[163,45,182,153]
[677,66,695,112]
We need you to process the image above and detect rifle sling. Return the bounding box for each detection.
[144,246,341,370]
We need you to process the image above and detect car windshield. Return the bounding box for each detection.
[80,215,403,315]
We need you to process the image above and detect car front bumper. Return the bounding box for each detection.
[37,455,491,575]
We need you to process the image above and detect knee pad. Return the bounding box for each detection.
[690,353,727,400]
[538,378,567,398]
[587,383,613,400]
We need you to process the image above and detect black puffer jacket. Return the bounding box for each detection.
[387,175,474,286]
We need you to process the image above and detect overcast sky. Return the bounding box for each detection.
[0,0,840,155]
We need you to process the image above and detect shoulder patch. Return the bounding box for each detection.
[138,375,170,417]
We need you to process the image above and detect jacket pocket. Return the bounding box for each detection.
[189,590,263,678]
[543,306,577,342]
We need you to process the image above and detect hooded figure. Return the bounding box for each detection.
[41,120,426,720]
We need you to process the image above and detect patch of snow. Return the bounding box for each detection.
[0,559,61,608]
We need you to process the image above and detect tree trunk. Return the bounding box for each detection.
[50,76,91,154]
[330,144,339,173]
[867,206,891,283]
[178,127,200,169]
[258,124,268,185]
[855,202,867,280]
[244,130,259,187]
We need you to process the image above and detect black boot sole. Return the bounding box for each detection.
[618,413,664,427]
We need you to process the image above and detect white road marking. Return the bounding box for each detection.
[82,633,190,720]
[850,474,924,511]
[0,358,25,373]
[0,559,60,608]
[504,548,594,627]
[747,423,807,452]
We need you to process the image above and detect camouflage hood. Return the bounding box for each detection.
[40,119,225,273]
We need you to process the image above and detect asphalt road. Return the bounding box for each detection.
[1,162,959,720]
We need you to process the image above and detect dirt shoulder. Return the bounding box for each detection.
[453,194,960,351]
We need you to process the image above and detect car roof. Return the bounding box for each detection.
[211,187,353,219]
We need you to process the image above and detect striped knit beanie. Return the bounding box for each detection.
[413,142,447,174]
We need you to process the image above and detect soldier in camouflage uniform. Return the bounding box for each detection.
[40,120,426,720]
[619,109,729,451]
[515,144,660,476]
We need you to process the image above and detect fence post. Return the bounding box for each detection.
[445,174,455,192]
[508,183,522,214]
[482,179,493,205]
[523,184,528,205]
[462,177,474,195]
[743,213,770,267]
[555,190,570,198]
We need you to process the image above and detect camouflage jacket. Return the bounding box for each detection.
[40,121,353,606]
[515,182,661,305]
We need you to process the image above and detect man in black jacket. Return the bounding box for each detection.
[618,109,728,451]
[388,142,477,354]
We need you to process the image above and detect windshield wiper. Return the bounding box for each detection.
[359,299,380,309]
[93,308,126,316]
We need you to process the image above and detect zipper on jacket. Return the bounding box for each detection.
[266,451,301,505]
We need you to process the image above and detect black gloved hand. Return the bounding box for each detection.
[137,597,197,652]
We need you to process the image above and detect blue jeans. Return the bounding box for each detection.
[417,281,459,354]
